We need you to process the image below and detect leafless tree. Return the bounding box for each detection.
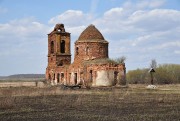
[150,59,157,69]
[114,56,126,64]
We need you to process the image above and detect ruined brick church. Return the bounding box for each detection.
[46,24,126,86]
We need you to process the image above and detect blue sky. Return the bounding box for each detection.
[0,0,180,76]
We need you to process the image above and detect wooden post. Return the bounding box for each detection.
[149,68,155,85]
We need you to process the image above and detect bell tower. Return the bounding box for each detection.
[47,24,71,68]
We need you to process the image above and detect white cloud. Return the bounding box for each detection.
[93,6,180,42]
[49,10,92,27]
[66,25,86,37]
[104,7,124,18]
[0,17,49,57]
[0,17,49,39]
[91,1,180,69]
[150,41,180,50]
[131,35,151,46]
[130,9,180,32]
[94,8,180,36]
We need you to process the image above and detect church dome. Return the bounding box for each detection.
[77,24,107,42]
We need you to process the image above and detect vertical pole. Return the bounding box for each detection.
[150,72,154,85]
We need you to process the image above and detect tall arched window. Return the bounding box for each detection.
[57,73,60,83]
[60,40,65,53]
[51,41,54,54]
[76,47,79,55]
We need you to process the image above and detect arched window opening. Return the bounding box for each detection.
[86,47,89,55]
[60,40,65,53]
[57,29,61,32]
[61,73,64,83]
[51,41,54,54]
[76,47,79,55]
[90,70,93,82]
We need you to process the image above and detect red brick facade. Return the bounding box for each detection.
[46,24,126,86]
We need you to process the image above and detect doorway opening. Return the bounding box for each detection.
[90,70,93,82]
[74,73,77,85]
[61,73,64,83]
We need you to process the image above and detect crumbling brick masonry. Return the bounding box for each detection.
[46,24,126,86]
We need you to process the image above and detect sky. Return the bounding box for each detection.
[0,0,180,76]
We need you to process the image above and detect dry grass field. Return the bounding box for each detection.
[0,84,180,121]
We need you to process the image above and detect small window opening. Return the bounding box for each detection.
[57,73,60,83]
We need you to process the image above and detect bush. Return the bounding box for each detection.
[155,64,180,84]
[127,68,149,84]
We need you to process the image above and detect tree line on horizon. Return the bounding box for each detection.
[0,74,45,80]
[127,64,180,84]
